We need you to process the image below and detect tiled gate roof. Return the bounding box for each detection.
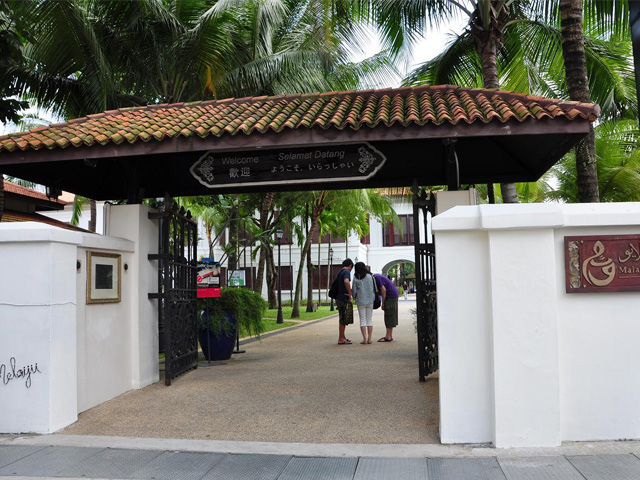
[0,85,599,154]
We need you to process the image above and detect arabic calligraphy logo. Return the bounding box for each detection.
[582,241,615,287]
[618,242,640,264]
[357,147,375,173]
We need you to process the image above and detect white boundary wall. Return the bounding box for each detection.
[0,204,158,433]
[433,203,640,448]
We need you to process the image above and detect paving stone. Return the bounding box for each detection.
[567,454,640,480]
[429,457,507,480]
[354,457,428,480]
[201,453,292,480]
[56,447,163,478]
[131,450,225,480]
[277,457,358,480]
[498,456,584,480]
[0,446,103,476]
[0,446,46,469]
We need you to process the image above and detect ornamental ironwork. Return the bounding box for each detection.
[148,196,198,385]
[413,185,438,380]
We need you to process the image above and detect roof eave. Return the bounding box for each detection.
[0,117,592,167]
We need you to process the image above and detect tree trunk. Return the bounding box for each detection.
[471,6,518,203]
[227,203,239,271]
[325,236,332,304]
[255,245,267,294]
[500,183,519,203]
[89,199,97,232]
[206,223,214,259]
[292,195,325,318]
[254,192,275,294]
[266,244,278,309]
[306,245,314,312]
[560,0,599,203]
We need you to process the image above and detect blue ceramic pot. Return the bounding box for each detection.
[198,310,237,361]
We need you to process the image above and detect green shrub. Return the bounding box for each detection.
[198,287,267,337]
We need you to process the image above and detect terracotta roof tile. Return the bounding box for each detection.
[0,85,600,153]
[4,181,69,205]
[2,210,88,232]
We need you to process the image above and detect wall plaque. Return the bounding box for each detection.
[190,143,386,189]
[87,251,121,304]
[565,234,640,293]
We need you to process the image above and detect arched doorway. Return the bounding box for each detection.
[381,259,415,285]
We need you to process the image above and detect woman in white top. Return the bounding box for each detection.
[351,261,376,344]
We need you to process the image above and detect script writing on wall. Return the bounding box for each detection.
[0,357,42,388]
[190,143,386,189]
[565,234,640,293]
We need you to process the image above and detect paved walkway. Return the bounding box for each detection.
[58,298,439,444]
[4,436,640,479]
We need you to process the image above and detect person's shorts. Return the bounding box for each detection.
[384,297,399,328]
[336,299,353,325]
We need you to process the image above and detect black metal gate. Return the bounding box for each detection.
[413,183,438,381]
[148,196,198,385]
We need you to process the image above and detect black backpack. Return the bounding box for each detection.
[328,276,340,299]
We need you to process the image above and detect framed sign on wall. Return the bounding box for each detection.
[86,251,121,304]
[565,234,640,293]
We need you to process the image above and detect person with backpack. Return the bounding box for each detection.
[351,262,376,344]
[332,258,354,345]
[374,274,399,342]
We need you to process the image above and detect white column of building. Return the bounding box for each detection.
[107,204,160,389]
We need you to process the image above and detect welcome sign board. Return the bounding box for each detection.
[190,143,386,189]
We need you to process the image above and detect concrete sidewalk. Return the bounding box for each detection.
[3,434,640,479]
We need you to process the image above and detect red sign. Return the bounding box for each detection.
[565,234,640,293]
[197,287,221,298]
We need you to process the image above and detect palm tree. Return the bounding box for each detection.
[403,1,635,203]
[367,0,530,202]
[548,119,640,203]
[560,0,599,202]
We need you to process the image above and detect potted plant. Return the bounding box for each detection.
[198,287,267,361]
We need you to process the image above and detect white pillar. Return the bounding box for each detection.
[488,228,561,447]
[437,228,494,444]
[107,205,160,389]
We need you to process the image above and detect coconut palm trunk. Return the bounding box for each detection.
[89,199,97,232]
[470,2,518,203]
[560,0,599,203]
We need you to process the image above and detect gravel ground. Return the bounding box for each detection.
[60,297,439,444]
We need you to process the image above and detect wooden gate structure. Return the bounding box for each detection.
[0,85,600,381]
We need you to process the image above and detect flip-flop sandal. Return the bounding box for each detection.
[377,337,392,342]
[338,340,352,345]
